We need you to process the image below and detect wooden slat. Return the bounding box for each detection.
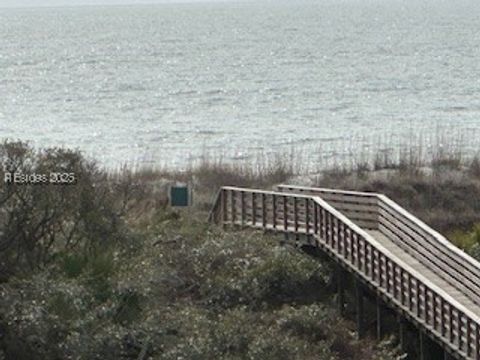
[378,204,480,306]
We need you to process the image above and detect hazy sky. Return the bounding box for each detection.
[0,0,227,8]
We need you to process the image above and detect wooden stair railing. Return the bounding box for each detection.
[277,184,480,308]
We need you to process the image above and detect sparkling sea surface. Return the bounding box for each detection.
[1,0,480,168]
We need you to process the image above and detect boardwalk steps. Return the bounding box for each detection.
[208,185,480,360]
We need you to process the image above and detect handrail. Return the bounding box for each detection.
[277,184,380,230]
[378,194,480,277]
[209,186,480,359]
[277,184,380,198]
[378,195,480,306]
[278,184,480,306]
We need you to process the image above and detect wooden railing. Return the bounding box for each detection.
[209,186,480,360]
[277,185,480,308]
[378,195,480,308]
[277,184,379,230]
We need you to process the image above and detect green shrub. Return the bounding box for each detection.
[0,140,134,279]
[449,224,480,254]
[113,288,142,325]
[62,253,88,278]
[84,251,115,302]
[278,305,331,342]
[245,249,328,307]
[201,243,330,310]
[48,292,79,321]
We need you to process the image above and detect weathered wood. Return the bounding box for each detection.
[209,186,480,359]
[280,184,480,308]
[355,277,365,340]
[336,264,346,316]
[379,196,480,300]
[376,297,385,340]
[420,329,427,360]
[398,316,407,353]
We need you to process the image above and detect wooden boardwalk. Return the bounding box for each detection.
[208,185,480,360]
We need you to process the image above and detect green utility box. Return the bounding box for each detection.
[169,185,191,207]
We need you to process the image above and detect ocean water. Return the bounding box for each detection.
[1,0,480,169]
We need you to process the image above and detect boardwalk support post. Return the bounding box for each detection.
[336,264,345,316]
[443,350,452,360]
[418,330,430,360]
[376,297,385,340]
[355,277,365,339]
[398,316,407,353]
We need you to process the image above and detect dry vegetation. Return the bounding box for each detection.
[1,139,479,360]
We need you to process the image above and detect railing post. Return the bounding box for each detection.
[321,209,327,241]
[305,198,310,234]
[458,311,463,352]
[360,236,365,272]
[385,258,391,294]
[379,253,384,288]
[335,218,341,254]
[399,268,405,306]
[240,191,245,226]
[476,323,480,359]
[466,317,471,357]
[370,244,375,278]
[416,280,421,318]
[350,230,355,264]
[222,189,227,229]
[449,306,454,344]
[393,265,398,300]
[261,193,266,228]
[355,234,361,270]
[293,197,298,233]
[371,247,376,282]
[425,289,430,326]
[441,297,446,337]
[231,190,236,225]
[325,211,331,246]
[407,274,413,312]
[272,194,277,229]
[252,192,256,226]
[283,195,288,231]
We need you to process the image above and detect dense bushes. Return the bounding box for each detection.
[0,195,400,360]
[0,141,144,280]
